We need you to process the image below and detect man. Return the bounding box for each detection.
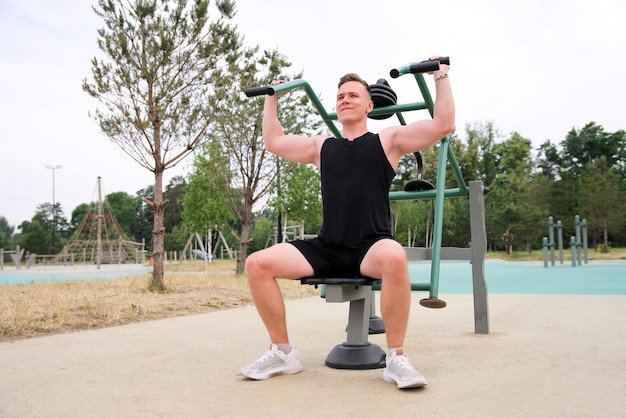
[240,57,454,389]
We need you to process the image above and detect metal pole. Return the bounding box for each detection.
[45,164,62,255]
[582,219,588,264]
[570,236,576,267]
[428,137,450,300]
[557,220,564,264]
[575,215,582,266]
[207,229,212,264]
[96,176,103,270]
[548,216,555,266]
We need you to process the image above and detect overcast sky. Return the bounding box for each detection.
[1,0,625,229]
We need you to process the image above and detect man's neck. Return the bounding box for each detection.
[341,124,369,141]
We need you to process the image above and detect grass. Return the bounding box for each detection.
[0,260,317,342]
[2,249,625,343]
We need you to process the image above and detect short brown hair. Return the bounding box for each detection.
[338,73,371,98]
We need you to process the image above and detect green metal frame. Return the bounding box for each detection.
[261,72,472,301]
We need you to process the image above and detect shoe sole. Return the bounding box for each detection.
[240,363,302,380]
[383,370,427,389]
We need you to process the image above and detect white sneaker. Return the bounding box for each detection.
[383,351,427,389]
[240,344,302,380]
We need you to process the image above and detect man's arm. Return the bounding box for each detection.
[381,59,455,168]
[263,88,324,167]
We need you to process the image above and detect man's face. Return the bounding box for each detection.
[336,81,372,123]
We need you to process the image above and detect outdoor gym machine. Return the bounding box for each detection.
[543,215,588,267]
[246,58,489,369]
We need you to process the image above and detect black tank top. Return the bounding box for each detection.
[318,132,396,248]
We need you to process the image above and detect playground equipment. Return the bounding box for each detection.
[265,224,317,247]
[0,246,25,270]
[246,57,489,369]
[543,215,588,267]
[1,177,147,270]
[55,177,145,268]
[179,230,234,263]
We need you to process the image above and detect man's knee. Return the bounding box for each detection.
[362,239,408,278]
[377,240,407,267]
[245,250,266,277]
[389,246,408,265]
[245,246,289,277]
[247,243,314,280]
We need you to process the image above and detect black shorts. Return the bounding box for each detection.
[289,237,386,277]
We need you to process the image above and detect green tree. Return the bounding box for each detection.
[16,218,49,255]
[546,167,581,238]
[561,122,626,178]
[182,139,234,238]
[70,203,91,234]
[247,216,274,253]
[484,132,545,251]
[134,185,155,250]
[270,160,322,238]
[391,153,417,191]
[438,122,500,250]
[392,200,437,247]
[461,121,500,187]
[164,224,189,252]
[0,216,14,250]
[83,0,242,290]
[106,191,141,238]
[536,140,562,182]
[578,157,625,249]
[163,175,186,234]
[24,203,69,255]
[206,49,322,274]
[393,131,473,248]
[162,175,188,253]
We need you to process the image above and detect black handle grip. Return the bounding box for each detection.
[408,61,439,74]
[245,86,275,97]
[409,56,451,74]
[390,57,451,78]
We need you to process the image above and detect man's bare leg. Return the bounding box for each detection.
[239,243,314,380]
[359,239,411,349]
[244,242,314,344]
[360,239,426,388]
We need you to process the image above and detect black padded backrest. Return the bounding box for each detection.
[299,276,380,286]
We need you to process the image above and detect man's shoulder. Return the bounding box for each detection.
[378,126,402,141]
[314,134,334,142]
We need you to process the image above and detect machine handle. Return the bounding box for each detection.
[390,57,450,79]
[245,86,275,97]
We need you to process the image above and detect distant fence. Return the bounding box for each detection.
[1,240,146,270]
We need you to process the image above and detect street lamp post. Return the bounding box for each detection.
[45,164,62,254]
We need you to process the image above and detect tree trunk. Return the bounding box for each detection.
[235,189,254,275]
[151,169,165,291]
[237,221,249,275]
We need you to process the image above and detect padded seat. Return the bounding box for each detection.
[300,276,380,286]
